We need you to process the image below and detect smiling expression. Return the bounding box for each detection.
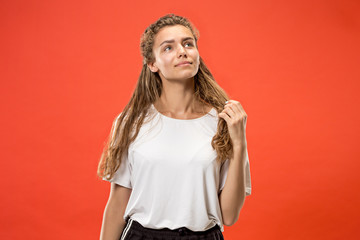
[147,25,200,82]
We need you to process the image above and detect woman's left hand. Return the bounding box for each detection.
[218,99,247,147]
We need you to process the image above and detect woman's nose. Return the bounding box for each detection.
[177,45,187,57]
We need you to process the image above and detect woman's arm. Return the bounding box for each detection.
[100,183,132,240]
[218,145,247,226]
[218,99,248,226]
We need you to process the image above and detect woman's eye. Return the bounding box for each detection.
[164,42,193,52]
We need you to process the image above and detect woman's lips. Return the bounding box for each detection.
[176,61,192,67]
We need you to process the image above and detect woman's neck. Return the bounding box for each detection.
[153,78,208,118]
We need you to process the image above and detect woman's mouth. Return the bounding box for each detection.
[176,61,192,67]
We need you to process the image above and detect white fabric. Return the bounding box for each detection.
[103,104,251,232]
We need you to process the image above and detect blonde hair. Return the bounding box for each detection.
[98,14,233,180]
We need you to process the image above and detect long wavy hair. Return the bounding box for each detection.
[98,14,233,180]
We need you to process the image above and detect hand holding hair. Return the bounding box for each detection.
[219,100,248,147]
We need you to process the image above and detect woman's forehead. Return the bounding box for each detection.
[154,25,195,46]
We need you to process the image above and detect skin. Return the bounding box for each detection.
[218,100,248,226]
[100,184,132,240]
[147,25,210,117]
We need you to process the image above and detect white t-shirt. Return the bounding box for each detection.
[103,104,252,232]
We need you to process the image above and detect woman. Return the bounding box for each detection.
[98,14,251,240]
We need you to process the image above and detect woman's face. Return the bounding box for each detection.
[148,25,200,82]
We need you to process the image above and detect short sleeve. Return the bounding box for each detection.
[102,153,132,189]
[219,149,252,196]
[102,113,132,189]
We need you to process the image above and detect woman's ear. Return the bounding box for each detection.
[147,62,158,73]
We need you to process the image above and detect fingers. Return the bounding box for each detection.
[218,112,231,122]
[225,100,246,116]
[220,101,235,122]
[219,99,248,126]
[224,104,239,117]
[225,100,245,114]
[223,105,236,118]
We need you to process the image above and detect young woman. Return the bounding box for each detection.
[98,14,251,240]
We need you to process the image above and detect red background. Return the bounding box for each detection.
[1,0,359,239]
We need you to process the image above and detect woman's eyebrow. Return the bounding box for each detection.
[159,37,194,46]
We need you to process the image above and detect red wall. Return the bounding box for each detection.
[1,0,359,239]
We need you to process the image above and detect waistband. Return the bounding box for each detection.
[126,218,220,237]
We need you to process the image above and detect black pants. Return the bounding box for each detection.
[120,219,224,240]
